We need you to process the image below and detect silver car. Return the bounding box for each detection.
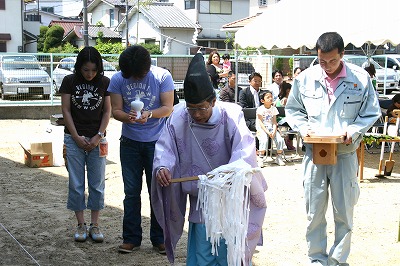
[0,55,52,100]
[53,57,118,92]
[310,55,398,94]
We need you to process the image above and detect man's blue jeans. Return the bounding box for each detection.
[120,136,164,246]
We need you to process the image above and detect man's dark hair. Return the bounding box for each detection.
[74,46,104,80]
[248,72,262,81]
[316,32,344,53]
[272,69,283,79]
[227,70,234,78]
[119,45,151,79]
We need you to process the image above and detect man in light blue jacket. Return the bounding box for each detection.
[285,32,381,266]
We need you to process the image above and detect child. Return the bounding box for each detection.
[60,47,111,243]
[222,53,231,71]
[256,90,286,166]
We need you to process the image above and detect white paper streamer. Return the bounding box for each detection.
[196,159,259,266]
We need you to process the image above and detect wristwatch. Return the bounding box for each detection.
[97,132,105,138]
[148,111,153,119]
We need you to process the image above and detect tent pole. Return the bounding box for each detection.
[234,44,238,104]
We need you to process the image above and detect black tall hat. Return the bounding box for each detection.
[184,53,215,104]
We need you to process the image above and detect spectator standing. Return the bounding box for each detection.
[151,53,267,265]
[275,82,295,150]
[60,46,111,243]
[206,51,229,91]
[285,32,381,265]
[107,45,174,254]
[267,69,284,102]
[293,67,303,79]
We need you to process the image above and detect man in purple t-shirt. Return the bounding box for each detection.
[107,45,174,254]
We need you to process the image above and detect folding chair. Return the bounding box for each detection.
[276,106,302,161]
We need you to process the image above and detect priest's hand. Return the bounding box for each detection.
[156,167,172,187]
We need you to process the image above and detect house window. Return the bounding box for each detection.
[259,0,267,6]
[0,0,5,10]
[199,1,232,14]
[0,43,6,52]
[109,9,115,27]
[185,0,195,9]
[41,6,54,13]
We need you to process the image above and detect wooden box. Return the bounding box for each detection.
[303,136,344,165]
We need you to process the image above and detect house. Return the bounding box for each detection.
[169,0,250,52]
[49,20,121,48]
[116,2,200,54]
[0,0,23,52]
[87,0,128,30]
[88,1,199,54]
[25,0,84,18]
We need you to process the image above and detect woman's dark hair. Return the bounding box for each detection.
[364,64,376,77]
[119,45,151,79]
[207,50,220,65]
[278,82,292,100]
[74,46,104,80]
[293,67,302,74]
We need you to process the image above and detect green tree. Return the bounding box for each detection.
[37,26,48,52]
[140,43,162,55]
[43,26,64,52]
[273,57,283,71]
[95,41,124,55]
[288,57,294,77]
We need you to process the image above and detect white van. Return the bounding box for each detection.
[372,54,400,86]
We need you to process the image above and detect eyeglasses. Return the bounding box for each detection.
[186,104,211,113]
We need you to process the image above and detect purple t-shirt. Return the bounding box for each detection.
[107,65,174,142]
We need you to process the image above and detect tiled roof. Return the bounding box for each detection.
[50,20,121,39]
[140,3,198,29]
[98,0,134,6]
[49,20,82,38]
[221,13,262,31]
[88,26,121,38]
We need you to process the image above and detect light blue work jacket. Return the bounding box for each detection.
[286,61,381,155]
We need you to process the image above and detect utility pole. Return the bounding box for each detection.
[121,0,129,48]
[136,0,139,44]
[83,0,89,47]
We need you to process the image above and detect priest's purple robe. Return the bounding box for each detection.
[151,101,267,265]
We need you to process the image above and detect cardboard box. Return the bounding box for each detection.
[20,142,53,167]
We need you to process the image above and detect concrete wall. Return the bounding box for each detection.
[0,105,62,119]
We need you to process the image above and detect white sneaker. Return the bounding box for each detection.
[275,155,285,166]
[263,156,274,163]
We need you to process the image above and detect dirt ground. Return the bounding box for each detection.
[0,118,399,266]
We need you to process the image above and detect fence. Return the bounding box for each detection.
[0,52,319,105]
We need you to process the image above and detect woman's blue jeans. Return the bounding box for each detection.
[120,136,164,246]
[65,134,105,211]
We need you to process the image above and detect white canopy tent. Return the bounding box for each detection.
[235,0,400,55]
